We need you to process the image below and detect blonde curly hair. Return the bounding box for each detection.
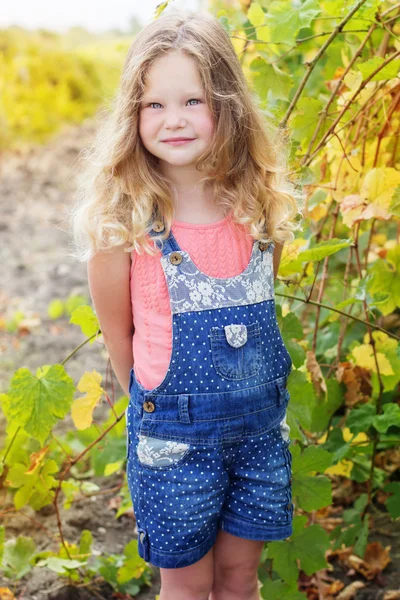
[68,8,303,262]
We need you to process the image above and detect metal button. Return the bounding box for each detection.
[139,532,145,542]
[143,400,155,413]
[152,220,164,232]
[170,252,183,265]
[258,241,270,251]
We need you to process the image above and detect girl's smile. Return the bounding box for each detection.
[162,138,196,146]
[138,50,214,174]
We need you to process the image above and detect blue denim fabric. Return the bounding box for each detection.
[125,221,294,569]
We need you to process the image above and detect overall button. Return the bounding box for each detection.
[258,241,270,251]
[152,220,164,232]
[170,252,183,265]
[143,400,155,413]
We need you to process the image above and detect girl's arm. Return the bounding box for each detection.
[272,242,284,282]
[87,242,134,397]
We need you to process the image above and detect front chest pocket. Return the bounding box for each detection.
[209,321,262,380]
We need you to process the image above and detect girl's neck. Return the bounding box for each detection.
[173,204,229,225]
[171,182,226,225]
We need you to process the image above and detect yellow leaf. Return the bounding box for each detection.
[351,344,394,375]
[361,167,400,210]
[342,426,369,445]
[248,3,265,27]
[153,1,169,19]
[340,194,365,227]
[309,203,328,222]
[71,371,104,430]
[104,461,124,476]
[340,192,393,227]
[343,69,363,92]
[26,447,49,474]
[0,588,16,600]
[279,238,307,264]
[325,459,353,477]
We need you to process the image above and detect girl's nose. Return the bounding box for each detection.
[164,112,186,127]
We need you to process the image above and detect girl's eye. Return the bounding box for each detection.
[148,99,202,109]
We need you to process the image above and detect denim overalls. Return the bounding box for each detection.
[125,217,293,569]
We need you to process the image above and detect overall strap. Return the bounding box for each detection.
[148,216,181,256]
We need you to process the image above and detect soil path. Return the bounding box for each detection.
[0,120,161,599]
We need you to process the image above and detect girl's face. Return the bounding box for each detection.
[138,51,215,174]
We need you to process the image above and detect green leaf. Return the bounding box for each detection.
[373,403,400,433]
[281,311,304,340]
[291,445,333,511]
[64,294,88,315]
[48,299,64,319]
[117,539,148,584]
[292,523,330,574]
[287,370,316,436]
[37,556,86,574]
[9,459,58,510]
[311,379,344,433]
[267,539,299,584]
[285,339,305,369]
[267,517,330,584]
[389,185,400,217]
[277,310,304,369]
[69,305,100,341]
[331,519,364,550]
[250,57,293,101]
[367,245,400,316]
[290,97,323,143]
[265,0,320,46]
[3,536,36,579]
[79,530,93,558]
[248,2,266,27]
[383,482,400,519]
[297,238,353,263]
[293,444,333,475]
[3,365,75,446]
[346,403,375,436]
[218,16,233,35]
[293,474,332,512]
[353,517,369,558]
[357,57,400,82]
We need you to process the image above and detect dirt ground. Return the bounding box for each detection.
[0,121,398,599]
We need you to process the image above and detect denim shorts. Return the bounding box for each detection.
[126,373,294,569]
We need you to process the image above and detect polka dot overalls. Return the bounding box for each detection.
[125,217,294,569]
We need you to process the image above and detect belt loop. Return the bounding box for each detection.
[276,379,287,405]
[178,394,191,423]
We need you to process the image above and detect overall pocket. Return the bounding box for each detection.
[209,321,262,380]
[136,434,195,471]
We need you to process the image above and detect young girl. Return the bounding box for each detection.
[70,8,302,600]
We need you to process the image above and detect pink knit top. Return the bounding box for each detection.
[130,211,255,390]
